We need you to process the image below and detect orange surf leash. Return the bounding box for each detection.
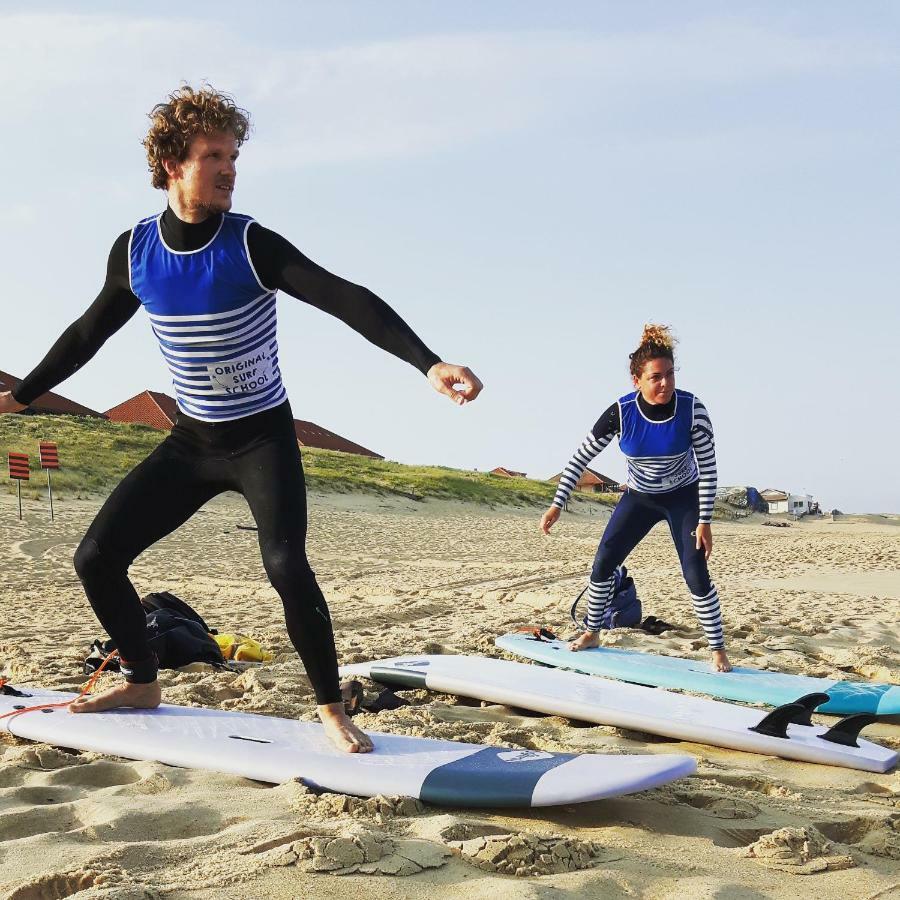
[0,650,120,725]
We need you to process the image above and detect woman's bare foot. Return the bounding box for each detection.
[569,631,601,652]
[318,702,374,753]
[70,680,162,713]
[712,649,732,672]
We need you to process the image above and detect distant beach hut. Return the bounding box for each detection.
[760,488,815,516]
[548,466,623,494]
[759,489,790,514]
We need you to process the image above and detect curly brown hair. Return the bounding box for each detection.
[143,85,251,189]
[629,323,677,378]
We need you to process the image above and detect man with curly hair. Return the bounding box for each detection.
[0,85,482,753]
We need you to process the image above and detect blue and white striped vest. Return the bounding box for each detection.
[617,389,698,493]
[129,212,286,422]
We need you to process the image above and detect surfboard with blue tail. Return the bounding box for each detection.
[0,685,695,808]
[495,633,900,716]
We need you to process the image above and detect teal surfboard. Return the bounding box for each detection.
[495,633,900,716]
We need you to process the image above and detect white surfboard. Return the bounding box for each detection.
[340,656,898,774]
[0,686,696,808]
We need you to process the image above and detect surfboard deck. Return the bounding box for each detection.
[0,686,696,807]
[341,656,897,773]
[495,633,900,716]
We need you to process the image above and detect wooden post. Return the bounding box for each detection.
[8,452,30,521]
[39,441,59,522]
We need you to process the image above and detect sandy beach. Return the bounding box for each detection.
[0,489,897,899]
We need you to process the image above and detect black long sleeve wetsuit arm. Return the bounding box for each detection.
[247,223,440,376]
[12,231,140,405]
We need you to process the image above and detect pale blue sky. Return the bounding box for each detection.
[2,2,898,512]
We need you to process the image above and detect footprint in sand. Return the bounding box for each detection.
[4,867,130,900]
[816,814,900,861]
[706,772,802,800]
[0,803,84,841]
[4,785,82,807]
[674,791,760,819]
[78,804,228,843]
[10,537,78,562]
[4,745,86,771]
[850,780,897,796]
[0,766,29,788]
[46,760,142,790]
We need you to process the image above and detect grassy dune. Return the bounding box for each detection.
[0,413,617,509]
[0,414,166,500]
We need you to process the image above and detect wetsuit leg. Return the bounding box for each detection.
[585,491,662,629]
[231,422,341,706]
[73,438,225,681]
[664,482,725,650]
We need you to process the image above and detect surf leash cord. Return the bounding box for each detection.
[0,649,121,724]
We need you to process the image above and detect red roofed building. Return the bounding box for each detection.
[548,466,623,493]
[0,369,106,418]
[490,467,527,478]
[106,390,177,430]
[293,420,383,459]
[105,390,383,459]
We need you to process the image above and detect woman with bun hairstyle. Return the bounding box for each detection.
[541,324,731,672]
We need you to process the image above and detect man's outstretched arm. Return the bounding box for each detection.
[247,224,482,404]
[2,232,140,412]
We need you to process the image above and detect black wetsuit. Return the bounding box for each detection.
[13,209,440,701]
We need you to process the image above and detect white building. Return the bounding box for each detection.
[788,494,814,515]
[760,489,815,516]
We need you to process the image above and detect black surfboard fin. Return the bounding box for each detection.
[748,702,806,739]
[0,683,29,698]
[788,692,831,726]
[818,713,878,748]
[520,627,557,643]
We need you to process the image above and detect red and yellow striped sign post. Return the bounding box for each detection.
[39,441,59,522]
[8,452,29,521]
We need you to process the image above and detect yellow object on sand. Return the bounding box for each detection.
[214,633,273,663]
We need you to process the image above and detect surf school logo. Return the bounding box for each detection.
[497,750,554,763]
[393,660,430,668]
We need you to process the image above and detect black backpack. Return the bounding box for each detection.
[142,609,224,669]
[141,591,216,633]
[84,591,225,674]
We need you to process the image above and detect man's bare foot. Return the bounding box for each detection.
[712,649,732,672]
[318,702,374,753]
[70,680,162,713]
[569,631,601,652]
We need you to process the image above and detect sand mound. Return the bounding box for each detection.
[440,821,604,876]
[275,779,427,822]
[740,826,856,874]
[290,825,449,876]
